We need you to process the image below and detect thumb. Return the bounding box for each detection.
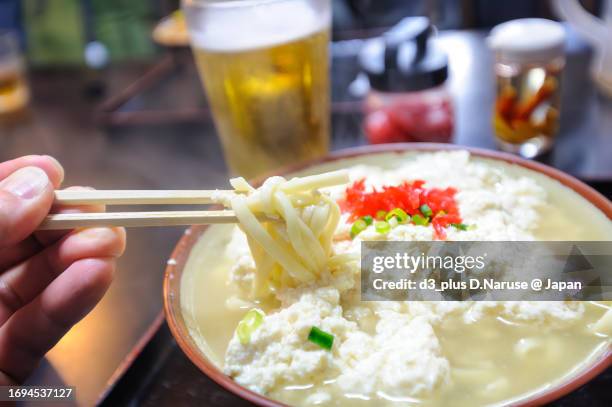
[0,167,55,248]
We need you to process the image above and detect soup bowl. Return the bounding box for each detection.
[164,143,612,406]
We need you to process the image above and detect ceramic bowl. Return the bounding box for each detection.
[164,144,612,406]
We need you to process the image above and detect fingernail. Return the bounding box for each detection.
[0,167,50,199]
[43,155,65,183]
[80,227,114,240]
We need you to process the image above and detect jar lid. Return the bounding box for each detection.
[488,18,566,64]
[359,17,448,92]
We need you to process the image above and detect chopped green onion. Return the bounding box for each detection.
[362,215,373,226]
[412,214,429,226]
[307,326,334,350]
[237,309,265,345]
[385,208,409,223]
[420,204,433,218]
[451,223,469,231]
[350,219,368,239]
[375,220,391,234]
[375,210,387,220]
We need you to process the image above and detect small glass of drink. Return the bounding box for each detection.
[0,30,30,123]
[182,0,331,178]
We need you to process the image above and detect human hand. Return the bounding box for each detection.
[0,155,126,384]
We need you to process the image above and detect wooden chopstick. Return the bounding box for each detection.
[38,210,249,230]
[38,189,250,230]
[51,170,349,206]
[53,189,238,206]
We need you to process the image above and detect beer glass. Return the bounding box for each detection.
[0,30,30,122]
[182,0,331,178]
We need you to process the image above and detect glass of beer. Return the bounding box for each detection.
[0,30,30,123]
[0,30,30,124]
[182,0,331,178]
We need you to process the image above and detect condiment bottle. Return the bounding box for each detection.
[488,18,566,158]
[359,17,453,144]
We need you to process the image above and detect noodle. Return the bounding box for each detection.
[227,171,349,297]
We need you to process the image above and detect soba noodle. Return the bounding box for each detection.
[225,170,354,298]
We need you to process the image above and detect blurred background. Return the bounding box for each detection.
[0,0,611,405]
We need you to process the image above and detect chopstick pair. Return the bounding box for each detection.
[37,170,350,230]
[37,189,247,230]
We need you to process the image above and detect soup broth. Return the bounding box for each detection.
[180,152,612,406]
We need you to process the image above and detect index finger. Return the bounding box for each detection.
[35,187,106,247]
[0,155,64,188]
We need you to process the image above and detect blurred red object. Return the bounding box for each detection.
[364,110,400,143]
[364,89,454,144]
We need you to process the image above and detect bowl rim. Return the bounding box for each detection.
[163,143,612,407]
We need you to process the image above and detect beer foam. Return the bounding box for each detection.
[187,0,328,52]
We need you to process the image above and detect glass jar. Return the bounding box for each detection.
[364,84,453,144]
[489,19,566,158]
[360,17,453,144]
